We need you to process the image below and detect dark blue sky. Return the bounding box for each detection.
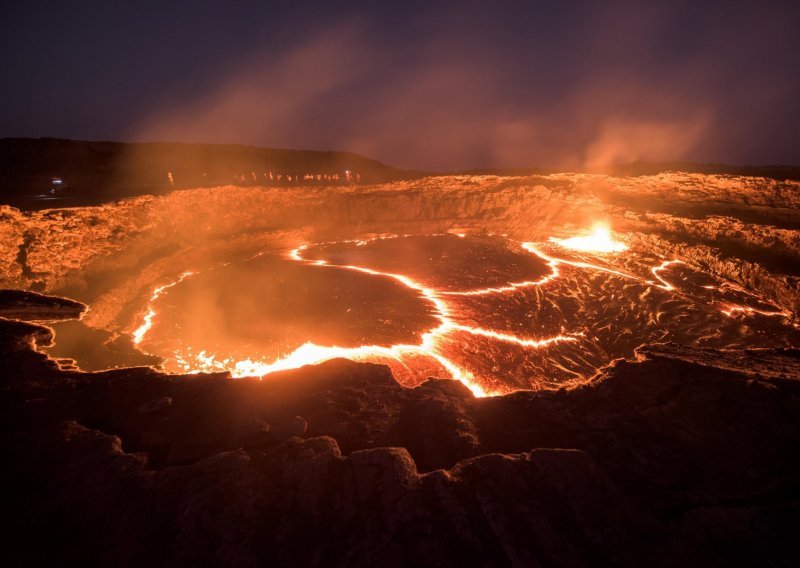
[2,1,799,169]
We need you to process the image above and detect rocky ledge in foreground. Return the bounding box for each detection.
[1,313,799,566]
[0,289,86,321]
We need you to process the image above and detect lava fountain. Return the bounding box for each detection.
[549,223,628,253]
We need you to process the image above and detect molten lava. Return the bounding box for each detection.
[131,271,196,344]
[153,238,580,397]
[124,227,799,397]
[550,223,628,253]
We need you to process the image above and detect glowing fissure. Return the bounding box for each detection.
[522,241,640,282]
[443,266,559,296]
[131,271,196,345]
[650,260,684,291]
[450,323,578,348]
[719,304,792,319]
[445,240,637,298]
[454,242,680,298]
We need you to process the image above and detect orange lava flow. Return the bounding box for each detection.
[131,271,196,345]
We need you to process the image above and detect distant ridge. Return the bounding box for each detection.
[595,160,800,180]
[0,138,414,209]
[2,138,798,211]
[456,161,800,181]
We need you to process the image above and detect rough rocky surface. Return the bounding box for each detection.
[2,302,799,566]
[2,172,799,564]
[0,137,408,210]
[1,173,798,329]
[0,289,86,320]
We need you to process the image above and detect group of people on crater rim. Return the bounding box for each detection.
[166,170,361,187]
[236,170,361,184]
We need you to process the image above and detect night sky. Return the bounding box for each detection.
[2,1,799,170]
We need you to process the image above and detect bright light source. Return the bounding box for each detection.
[549,223,628,253]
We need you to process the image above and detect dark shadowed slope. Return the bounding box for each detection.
[0,138,413,209]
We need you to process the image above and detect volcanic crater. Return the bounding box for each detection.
[11,180,798,395]
[3,172,800,565]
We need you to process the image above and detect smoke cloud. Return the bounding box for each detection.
[3,3,798,170]
[128,12,745,171]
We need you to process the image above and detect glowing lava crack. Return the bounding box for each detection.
[131,271,196,344]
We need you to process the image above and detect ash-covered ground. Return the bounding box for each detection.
[2,172,800,565]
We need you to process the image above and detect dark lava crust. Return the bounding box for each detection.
[2,294,800,567]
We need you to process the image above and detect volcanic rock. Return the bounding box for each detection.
[0,289,86,320]
[1,308,799,565]
[2,170,800,564]
[137,396,173,414]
